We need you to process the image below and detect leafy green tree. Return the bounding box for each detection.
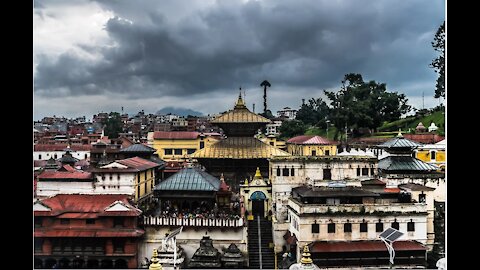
[279,120,307,139]
[325,73,410,139]
[431,22,445,98]
[102,112,123,138]
[295,98,330,127]
[259,109,274,119]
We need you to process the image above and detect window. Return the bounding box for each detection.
[187,149,196,154]
[419,194,426,203]
[270,142,274,146]
[145,182,147,193]
[276,167,281,176]
[323,169,332,180]
[392,221,400,230]
[174,149,182,155]
[325,150,330,156]
[85,153,88,159]
[117,173,121,180]
[34,238,43,253]
[282,168,290,176]
[312,150,317,156]
[60,219,70,225]
[407,221,415,231]
[39,154,42,160]
[360,222,368,232]
[164,149,173,155]
[431,151,436,160]
[328,223,336,233]
[344,222,352,233]
[102,174,105,180]
[35,217,43,228]
[311,223,319,233]
[86,219,95,225]
[376,221,383,232]
[357,167,360,176]
[113,217,124,228]
[137,185,141,197]
[200,141,205,149]
[113,239,125,253]
[291,168,295,176]
[362,168,369,176]
[109,174,113,180]
[54,154,57,159]
[370,168,375,176]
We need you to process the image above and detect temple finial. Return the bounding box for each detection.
[300,245,313,265]
[254,167,262,179]
[149,248,162,270]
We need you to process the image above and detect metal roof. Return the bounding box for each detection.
[120,143,156,153]
[153,131,200,140]
[154,167,221,191]
[378,156,439,171]
[211,95,270,124]
[377,135,422,149]
[191,137,290,159]
[287,135,337,145]
[293,185,380,198]
[398,183,436,191]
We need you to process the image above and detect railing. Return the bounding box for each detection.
[288,200,426,215]
[141,216,244,227]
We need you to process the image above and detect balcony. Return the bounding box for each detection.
[141,216,244,227]
[288,199,427,216]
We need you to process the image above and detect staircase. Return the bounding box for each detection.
[248,216,275,269]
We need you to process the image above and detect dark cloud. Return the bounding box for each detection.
[34,0,444,117]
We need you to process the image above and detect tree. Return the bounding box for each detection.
[260,80,271,114]
[431,22,445,98]
[259,109,274,119]
[102,112,123,139]
[279,120,307,139]
[295,98,330,127]
[325,73,410,139]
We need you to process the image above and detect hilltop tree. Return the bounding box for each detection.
[295,98,330,127]
[431,22,445,98]
[102,112,123,139]
[325,73,410,139]
[279,120,307,139]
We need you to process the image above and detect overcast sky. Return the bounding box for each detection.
[34,0,445,120]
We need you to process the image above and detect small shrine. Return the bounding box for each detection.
[221,243,245,268]
[188,236,222,268]
[288,245,320,270]
[240,167,272,218]
[156,233,185,268]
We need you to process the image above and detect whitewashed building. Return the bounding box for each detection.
[34,144,91,161]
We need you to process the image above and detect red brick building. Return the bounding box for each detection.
[34,194,144,269]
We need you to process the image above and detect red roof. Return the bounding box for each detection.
[34,144,92,151]
[34,229,144,238]
[383,188,401,193]
[287,135,336,145]
[38,166,92,180]
[116,157,160,170]
[34,194,141,217]
[153,131,199,140]
[404,134,445,144]
[309,240,427,253]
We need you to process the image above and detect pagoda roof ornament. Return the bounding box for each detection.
[149,248,163,270]
[235,87,246,109]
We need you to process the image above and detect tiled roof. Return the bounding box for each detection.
[404,134,445,144]
[34,144,92,151]
[293,186,380,198]
[155,167,220,191]
[191,137,290,159]
[116,157,161,170]
[38,166,93,180]
[378,156,439,171]
[287,135,337,145]
[153,131,200,140]
[34,194,141,217]
[120,143,156,153]
[399,183,436,191]
[361,179,386,186]
[308,240,427,253]
[377,135,422,149]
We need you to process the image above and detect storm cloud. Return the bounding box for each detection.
[34,0,445,119]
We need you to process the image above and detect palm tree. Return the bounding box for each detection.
[260,80,271,114]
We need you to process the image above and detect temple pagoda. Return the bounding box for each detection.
[192,91,290,190]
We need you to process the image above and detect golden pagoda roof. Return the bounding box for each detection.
[211,94,270,124]
[191,137,291,159]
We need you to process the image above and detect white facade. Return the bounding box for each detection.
[277,107,297,119]
[93,171,137,196]
[266,120,283,136]
[34,150,90,161]
[36,181,95,199]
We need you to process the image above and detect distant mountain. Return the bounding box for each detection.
[156,107,203,116]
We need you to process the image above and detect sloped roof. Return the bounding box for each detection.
[34,194,141,217]
[287,135,336,145]
[293,186,379,198]
[378,156,439,171]
[404,134,445,144]
[120,143,156,153]
[377,135,422,149]
[191,137,290,159]
[34,144,92,151]
[211,95,270,124]
[399,183,436,191]
[116,157,161,170]
[38,165,92,181]
[153,131,199,140]
[155,167,220,191]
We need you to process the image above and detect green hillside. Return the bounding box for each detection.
[378,110,445,135]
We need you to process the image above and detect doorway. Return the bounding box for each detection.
[250,191,267,217]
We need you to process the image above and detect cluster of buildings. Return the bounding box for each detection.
[34,93,445,269]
